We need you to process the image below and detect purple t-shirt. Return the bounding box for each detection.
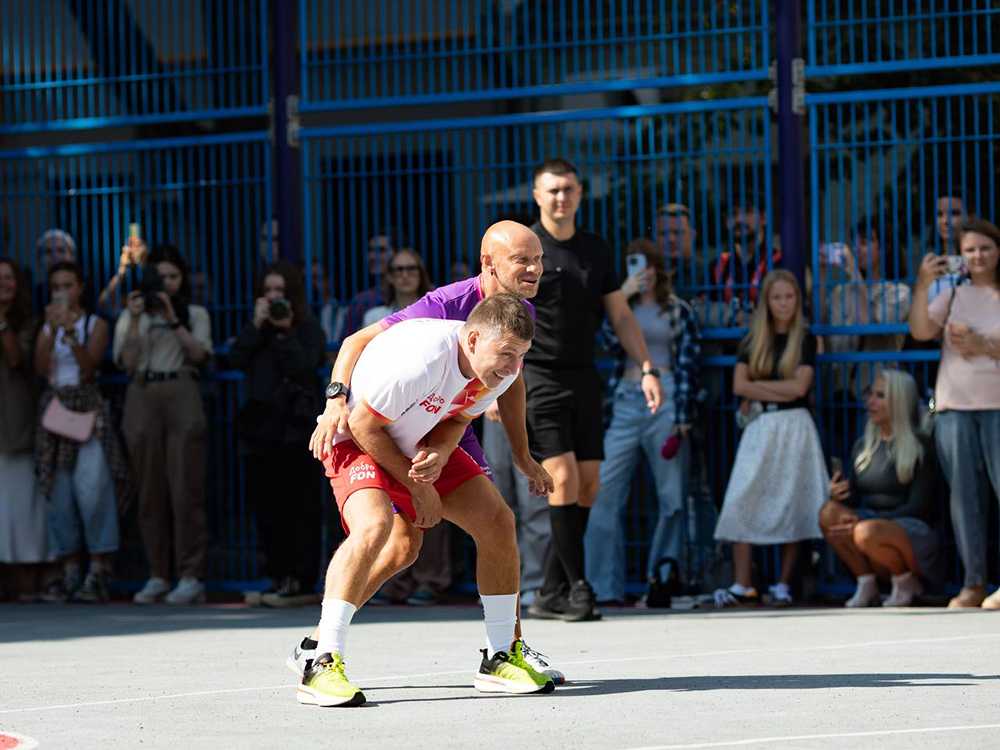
[376,275,534,479]
[380,275,536,328]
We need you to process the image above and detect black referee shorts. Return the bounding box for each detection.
[523,363,604,463]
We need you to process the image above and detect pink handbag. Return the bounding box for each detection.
[41,397,97,443]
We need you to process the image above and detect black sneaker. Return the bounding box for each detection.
[563,580,602,622]
[527,586,568,619]
[262,577,320,608]
[71,571,109,603]
[38,574,74,603]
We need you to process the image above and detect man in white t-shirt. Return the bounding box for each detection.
[297,294,554,707]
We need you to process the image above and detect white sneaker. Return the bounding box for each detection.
[768,582,793,606]
[517,640,565,684]
[883,572,922,607]
[286,636,318,677]
[165,576,206,604]
[133,577,172,604]
[845,575,880,608]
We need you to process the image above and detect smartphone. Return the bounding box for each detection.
[129,222,140,241]
[829,455,843,478]
[819,242,847,266]
[626,253,647,276]
[52,291,68,306]
[944,255,965,275]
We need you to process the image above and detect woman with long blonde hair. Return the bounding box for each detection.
[713,270,828,607]
[821,370,939,608]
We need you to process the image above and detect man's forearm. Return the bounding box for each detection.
[497,374,530,458]
[351,423,421,490]
[422,417,470,458]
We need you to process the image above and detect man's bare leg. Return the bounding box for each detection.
[309,513,422,641]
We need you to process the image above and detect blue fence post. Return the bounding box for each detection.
[776,0,806,295]
[272,0,301,264]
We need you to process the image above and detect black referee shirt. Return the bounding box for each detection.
[527,221,621,369]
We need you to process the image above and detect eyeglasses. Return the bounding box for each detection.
[390,265,420,274]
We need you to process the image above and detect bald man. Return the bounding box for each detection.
[288,222,563,685]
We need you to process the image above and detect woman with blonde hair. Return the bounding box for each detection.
[821,370,939,608]
[714,269,828,607]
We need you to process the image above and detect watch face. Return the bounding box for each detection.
[326,382,348,399]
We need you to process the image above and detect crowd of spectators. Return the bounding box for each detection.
[1,172,999,615]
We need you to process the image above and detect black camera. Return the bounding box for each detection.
[268,298,290,321]
[138,264,165,313]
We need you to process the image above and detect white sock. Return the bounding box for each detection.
[481,593,518,658]
[730,582,754,596]
[89,561,107,575]
[857,573,877,586]
[316,599,357,658]
[891,572,916,591]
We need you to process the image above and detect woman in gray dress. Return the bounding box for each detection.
[820,369,939,607]
[0,257,46,598]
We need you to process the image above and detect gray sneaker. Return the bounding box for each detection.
[72,571,109,603]
[165,576,206,604]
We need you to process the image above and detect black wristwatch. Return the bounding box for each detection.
[325,381,350,400]
[641,366,661,379]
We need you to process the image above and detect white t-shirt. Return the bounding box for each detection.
[335,319,518,458]
[928,284,1000,411]
[44,315,98,388]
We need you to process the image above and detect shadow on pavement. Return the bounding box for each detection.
[369,672,1000,705]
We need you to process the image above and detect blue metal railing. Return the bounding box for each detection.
[0,0,269,133]
[806,0,1000,76]
[300,99,773,327]
[299,0,769,111]
[807,81,1000,336]
[0,133,272,344]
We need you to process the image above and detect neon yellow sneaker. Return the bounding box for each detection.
[473,641,555,694]
[296,652,366,707]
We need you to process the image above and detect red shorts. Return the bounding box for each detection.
[323,439,484,534]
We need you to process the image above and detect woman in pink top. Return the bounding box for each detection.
[910,218,1000,610]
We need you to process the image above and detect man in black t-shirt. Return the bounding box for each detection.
[525,158,664,620]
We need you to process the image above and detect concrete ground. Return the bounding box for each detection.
[1,603,998,749]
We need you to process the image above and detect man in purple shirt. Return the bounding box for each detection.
[286,221,562,686]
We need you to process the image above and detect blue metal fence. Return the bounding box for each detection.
[6,2,999,598]
[0,0,269,133]
[0,133,272,342]
[300,0,769,111]
[302,98,773,311]
[806,0,1000,76]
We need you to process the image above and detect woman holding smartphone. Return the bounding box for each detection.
[909,218,1000,609]
[820,370,939,608]
[584,238,701,604]
[113,246,213,605]
[34,262,132,603]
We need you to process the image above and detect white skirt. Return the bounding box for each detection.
[714,408,829,544]
[0,451,47,563]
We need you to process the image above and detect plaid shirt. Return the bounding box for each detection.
[599,295,702,426]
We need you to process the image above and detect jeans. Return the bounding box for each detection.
[585,377,686,602]
[46,436,119,558]
[934,409,1000,587]
[481,418,549,592]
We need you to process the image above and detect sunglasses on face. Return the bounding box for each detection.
[390,265,420,274]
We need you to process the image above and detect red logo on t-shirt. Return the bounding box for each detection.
[420,393,444,414]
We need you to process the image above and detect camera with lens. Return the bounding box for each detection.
[138,263,165,313]
[268,297,291,321]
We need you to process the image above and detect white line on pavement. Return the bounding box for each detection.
[627,722,1000,749]
[1,631,995,714]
